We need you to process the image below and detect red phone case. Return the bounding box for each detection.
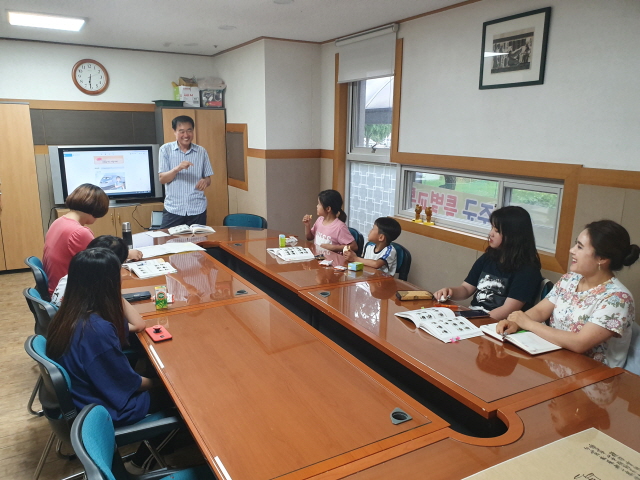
[145,325,173,342]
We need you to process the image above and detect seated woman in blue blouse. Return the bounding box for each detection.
[46,247,155,426]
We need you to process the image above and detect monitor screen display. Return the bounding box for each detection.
[49,145,161,204]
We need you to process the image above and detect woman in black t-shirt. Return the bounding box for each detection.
[434,206,542,320]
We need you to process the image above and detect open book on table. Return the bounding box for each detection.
[266,246,315,262]
[123,258,178,279]
[480,323,562,355]
[395,308,484,343]
[168,224,215,235]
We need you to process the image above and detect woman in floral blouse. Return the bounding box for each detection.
[497,220,639,367]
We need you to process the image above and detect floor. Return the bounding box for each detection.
[0,271,83,479]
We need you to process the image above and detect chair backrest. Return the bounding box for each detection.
[624,322,640,375]
[391,242,412,281]
[537,278,554,304]
[223,213,267,229]
[23,288,58,337]
[71,404,120,480]
[24,335,77,445]
[25,256,51,302]
[348,227,364,256]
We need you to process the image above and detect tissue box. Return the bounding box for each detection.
[347,262,363,271]
[200,89,224,108]
[173,86,200,107]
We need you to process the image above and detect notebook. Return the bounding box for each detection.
[480,323,562,355]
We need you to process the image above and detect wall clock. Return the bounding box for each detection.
[72,59,109,95]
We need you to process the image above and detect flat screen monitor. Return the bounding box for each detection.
[49,145,162,205]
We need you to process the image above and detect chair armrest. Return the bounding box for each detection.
[114,415,182,447]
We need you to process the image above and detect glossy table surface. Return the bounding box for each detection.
[220,238,391,291]
[301,277,614,417]
[329,370,640,480]
[122,251,260,317]
[139,297,449,480]
[132,226,291,250]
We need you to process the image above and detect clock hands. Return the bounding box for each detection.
[88,74,92,88]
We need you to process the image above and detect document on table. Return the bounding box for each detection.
[145,231,170,238]
[480,323,562,355]
[463,428,640,480]
[137,242,205,258]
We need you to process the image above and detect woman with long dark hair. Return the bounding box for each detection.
[434,206,542,320]
[46,248,154,426]
[498,220,638,367]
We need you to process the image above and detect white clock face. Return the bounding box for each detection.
[74,62,107,93]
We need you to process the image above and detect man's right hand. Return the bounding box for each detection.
[176,161,193,172]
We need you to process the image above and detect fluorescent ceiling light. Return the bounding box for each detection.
[484,52,507,57]
[8,11,85,31]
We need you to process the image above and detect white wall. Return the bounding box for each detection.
[210,41,267,149]
[397,0,640,170]
[0,39,215,103]
[320,43,337,150]
[264,39,321,149]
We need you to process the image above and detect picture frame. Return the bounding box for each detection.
[479,7,551,89]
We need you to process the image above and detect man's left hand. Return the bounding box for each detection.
[195,177,211,191]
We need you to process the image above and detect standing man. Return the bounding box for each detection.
[159,115,214,228]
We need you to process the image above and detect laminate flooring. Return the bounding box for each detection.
[0,271,83,479]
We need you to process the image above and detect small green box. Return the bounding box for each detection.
[348,262,363,271]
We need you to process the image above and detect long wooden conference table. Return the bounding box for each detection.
[125,227,640,480]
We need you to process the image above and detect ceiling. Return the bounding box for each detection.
[0,0,467,56]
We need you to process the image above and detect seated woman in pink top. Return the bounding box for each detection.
[43,183,142,295]
[302,190,357,253]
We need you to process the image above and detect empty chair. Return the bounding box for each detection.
[391,242,412,281]
[223,213,267,229]
[72,404,215,480]
[25,256,51,302]
[348,227,364,256]
[25,335,182,480]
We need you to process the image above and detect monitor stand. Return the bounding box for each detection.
[109,200,141,207]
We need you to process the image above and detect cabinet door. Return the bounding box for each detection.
[0,225,6,270]
[127,202,163,234]
[195,109,229,226]
[88,211,118,237]
[0,104,45,269]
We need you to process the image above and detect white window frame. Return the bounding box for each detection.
[397,166,563,253]
[346,78,393,163]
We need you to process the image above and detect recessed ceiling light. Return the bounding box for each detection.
[218,25,237,31]
[8,11,85,31]
[273,0,294,4]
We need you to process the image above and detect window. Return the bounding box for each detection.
[347,162,398,235]
[398,167,563,252]
[348,76,394,160]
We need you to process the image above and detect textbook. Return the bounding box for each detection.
[168,224,215,235]
[266,247,315,262]
[480,323,562,355]
[395,308,484,343]
[123,259,178,279]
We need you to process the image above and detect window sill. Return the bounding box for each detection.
[395,217,565,274]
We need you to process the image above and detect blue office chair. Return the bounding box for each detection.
[223,213,267,229]
[25,256,51,302]
[23,288,58,417]
[348,227,364,256]
[391,242,412,281]
[25,335,182,480]
[624,322,640,376]
[538,278,554,303]
[72,404,215,480]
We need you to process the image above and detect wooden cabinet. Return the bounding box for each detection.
[0,103,45,270]
[156,108,229,226]
[55,202,163,237]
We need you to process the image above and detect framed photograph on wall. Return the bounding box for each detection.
[479,7,551,89]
